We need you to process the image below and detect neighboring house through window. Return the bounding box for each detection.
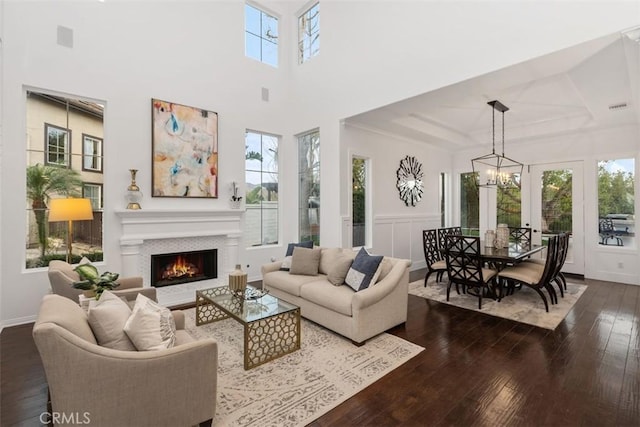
[82,134,103,172]
[46,123,70,167]
[83,183,103,210]
[298,2,319,64]
[245,3,278,67]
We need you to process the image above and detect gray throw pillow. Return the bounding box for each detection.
[327,255,354,285]
[289,247,322,276]
[280,241,314,271]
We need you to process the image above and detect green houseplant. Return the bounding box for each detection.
[72,263,120,300]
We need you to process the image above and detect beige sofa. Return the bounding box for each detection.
[261,248,411,345]
[32,294,217,427]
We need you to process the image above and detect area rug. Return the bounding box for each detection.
[183,309,424,427]
[409,278,587,330]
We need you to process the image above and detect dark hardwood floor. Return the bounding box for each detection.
[2,270,639,426]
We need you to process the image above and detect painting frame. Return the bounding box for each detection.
[151,98,218,198]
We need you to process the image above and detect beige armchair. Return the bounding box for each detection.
[33,294,217,427]
[48,259,157,302]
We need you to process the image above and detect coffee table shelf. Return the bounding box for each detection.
[196,286,300,370]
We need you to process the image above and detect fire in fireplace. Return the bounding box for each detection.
[151,249,217,287]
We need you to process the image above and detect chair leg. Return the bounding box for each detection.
[546,283,558,304]
[553,278,564,298]
[530,286,550,312]
[559,272,567,290]
[424,270,433,287]
[446,281,453,301]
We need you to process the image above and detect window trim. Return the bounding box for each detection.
[82,133,103,173]
[44,122,71,167]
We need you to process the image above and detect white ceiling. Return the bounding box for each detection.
[344,29,640,153]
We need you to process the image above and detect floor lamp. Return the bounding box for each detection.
[48,198,94,263]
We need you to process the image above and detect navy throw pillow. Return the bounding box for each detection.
[345,248,383,291]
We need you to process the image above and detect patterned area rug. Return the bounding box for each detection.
[409,278,587,330]
[184,309,423,427]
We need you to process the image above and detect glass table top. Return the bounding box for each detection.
[196,286,298,324]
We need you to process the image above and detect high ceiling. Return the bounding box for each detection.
[344,28,640,153]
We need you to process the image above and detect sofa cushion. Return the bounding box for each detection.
[124,293,176,351]
[87,290,136,351]
[345,248,384,291]
[300,281,354,316]
[280,241,314,271]
[375,257,394,283]
[290,247,322,276]
[319,248,341,275]
[35,294,97,345]
[327,254,354,286]
[263,270,326,296]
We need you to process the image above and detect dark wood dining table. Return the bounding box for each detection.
[479,241,546,266]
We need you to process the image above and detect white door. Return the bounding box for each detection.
[524,161,584,275]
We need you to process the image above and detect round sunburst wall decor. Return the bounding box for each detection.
[396,155,424,207]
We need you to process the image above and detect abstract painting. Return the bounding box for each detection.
[152,98,218,198]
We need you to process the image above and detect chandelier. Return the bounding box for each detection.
[471,100,523,188]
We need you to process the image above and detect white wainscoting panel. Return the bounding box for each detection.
[373,214,440,270]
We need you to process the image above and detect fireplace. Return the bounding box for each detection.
[151,249,217,287]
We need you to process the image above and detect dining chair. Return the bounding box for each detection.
[524,232,569,297]
[509,227,532,244]
[498,234,559,312]
[443,235,499,310]
[437,226,462,253]
[422,229,447,286]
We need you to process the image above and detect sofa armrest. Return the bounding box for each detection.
[34,325,217,426]
[352,259,411,310]
[261,261,283,276]
[115,276,143,289]
[171,310,186,329]
[113,287,157,302]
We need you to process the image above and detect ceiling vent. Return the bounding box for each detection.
[608,102,628,111]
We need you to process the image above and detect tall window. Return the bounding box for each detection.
[26,90,105,268]
[82,134,103,172]
[598,158,635,247]
[46,123,70,167]
[352,157,368,247]
[298,130,320,244]
[497,173,522,227]
[460,172,479,235]
[298,2,319,64]
[245,3,278,67]
[245,130,279,247]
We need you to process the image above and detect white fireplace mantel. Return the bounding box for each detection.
[115,208,243,245]
[114,209,243,305]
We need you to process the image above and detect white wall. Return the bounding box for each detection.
[340,124,449,268]
[0,0,297,325]
[2,0,638,325]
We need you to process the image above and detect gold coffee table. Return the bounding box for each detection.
[195,286,301,370]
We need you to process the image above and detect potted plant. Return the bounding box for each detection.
[72,263,120,300]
